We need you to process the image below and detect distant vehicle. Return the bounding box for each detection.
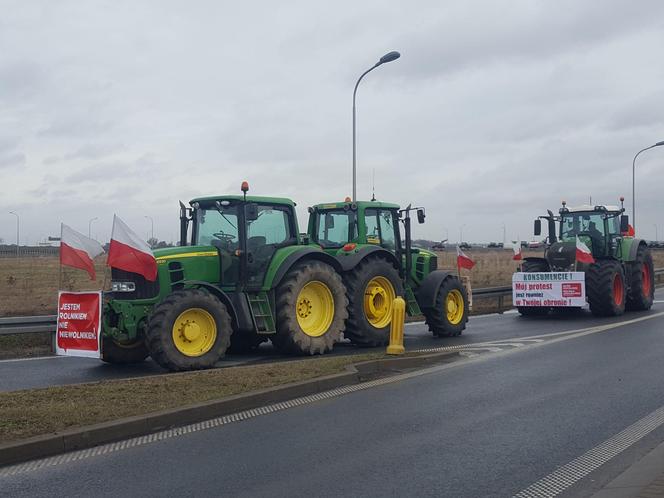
[528,240,544,249]
[488,242,502,248]
[459,242,471,250]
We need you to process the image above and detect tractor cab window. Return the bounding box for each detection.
[247,206,291,245]
[560,212,605,249]
[607,215,621,236]
[245,204,295,287]
[195,204,240,285]
[315,210,358,248]
[365,208,397,249]
[195,206,240,249]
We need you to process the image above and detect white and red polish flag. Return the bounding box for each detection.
[60,224,105,280]
[512,243,523,261]
[107,215,157,281]
[456,245,475,270]
[575,236,595,264]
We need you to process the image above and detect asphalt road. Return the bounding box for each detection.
[3,290,664,497]
[2,290,663,392]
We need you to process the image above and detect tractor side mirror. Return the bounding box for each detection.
[417,208,426,224]
[620,215,629,233]
[245,203,258,221]
[325,214,335,229]
[534,219,542,236]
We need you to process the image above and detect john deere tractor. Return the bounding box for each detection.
[307,199,469,345]
[519,199,654,317]
[102,183,348,371]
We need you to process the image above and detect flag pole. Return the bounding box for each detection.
[58,223,63,290]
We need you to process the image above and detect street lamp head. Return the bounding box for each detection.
[655,140,664,147]
[378,51,400,65]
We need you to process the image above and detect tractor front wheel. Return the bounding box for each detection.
[272,260,348,355]
[342,256,404,347]
[626,245,654,311]
[517,259,551,317]
[101,336,149,364]
[586,260,626,317]
[146,289,232,371]
[424,276,469,337]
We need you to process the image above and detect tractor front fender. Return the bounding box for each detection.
[415,270,459,309]
[183,280,252,332]
[337,246,401,272]
[627,239,648,261]
[270,249,343,289]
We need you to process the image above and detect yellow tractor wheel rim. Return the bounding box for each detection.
[296,281,335,337]
[171,308,217,357]
[446,289,465,325]
[364,276,396,329]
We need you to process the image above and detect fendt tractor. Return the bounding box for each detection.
[307,199,469,345]
[519,198,654,317]
[102,183,349,371]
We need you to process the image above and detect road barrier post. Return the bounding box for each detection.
[386,297,406,355]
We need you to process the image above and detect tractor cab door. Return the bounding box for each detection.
[244,203,297,288]
[364,208,400,252]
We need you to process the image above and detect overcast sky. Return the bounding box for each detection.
[1,0,663,246]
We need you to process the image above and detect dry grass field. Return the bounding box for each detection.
[1,249,663,318]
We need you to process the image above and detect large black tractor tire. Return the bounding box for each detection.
[342,256,404,347]
[146,289,232,371]
[626,245,655,311]
[101,336,149,364]
[271,260,348,355]
[424,276,469,337]
[586,260,626,317]
[227,332,267,354]
[517,259,551,317]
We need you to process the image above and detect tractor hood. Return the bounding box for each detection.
[153,245,218,261]
[546,240,593,271]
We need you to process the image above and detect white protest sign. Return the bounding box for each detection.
[512,272,586,307]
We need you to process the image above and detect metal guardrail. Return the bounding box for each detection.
[1,268,663,336]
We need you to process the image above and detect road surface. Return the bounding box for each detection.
[2,290,664,496]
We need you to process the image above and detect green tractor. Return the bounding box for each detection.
[520,199,654,317]
[102,183,348,371]
[306,199,469,345]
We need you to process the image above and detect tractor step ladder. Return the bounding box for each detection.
[247,292,276,334]
[404,287,421,316]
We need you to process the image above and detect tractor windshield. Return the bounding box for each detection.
[560,212,605,242]
[194,205,240,248]
[314,209,358,248]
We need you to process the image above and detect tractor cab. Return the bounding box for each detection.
[182,185,299,290]
[533,199,630,271]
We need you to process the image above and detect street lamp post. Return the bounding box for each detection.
[88,217,98,239]
[654,223,659,242]
[501,223,506,246]
[632,140,664,230]
[459,224,466,244]
[8,211,19,258]
[144,216,154,242]
[352,50,400,201]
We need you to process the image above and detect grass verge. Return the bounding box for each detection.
[0,353,383,445]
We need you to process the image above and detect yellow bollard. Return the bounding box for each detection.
[386,296,406,355]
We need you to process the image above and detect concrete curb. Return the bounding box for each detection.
[0,350,455,468]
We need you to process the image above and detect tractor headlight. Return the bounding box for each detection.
[111,281,136,292]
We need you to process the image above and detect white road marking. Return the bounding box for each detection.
[0,355,64,364]
[514,403,664,497]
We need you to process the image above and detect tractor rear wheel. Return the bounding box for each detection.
[424,276,469,337]
[517,259,551,316]
[146,289,232,371]
[586,260,626,317]
[626,245,654,311]
[101,336,149,364]
[272,260,347,355]
[342,256,404,347]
